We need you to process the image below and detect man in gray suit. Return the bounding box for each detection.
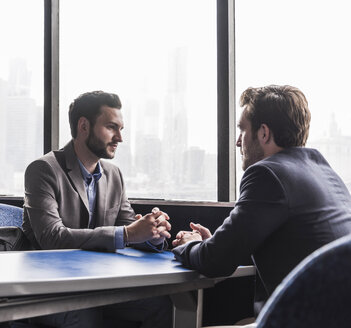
[23,91,172,327]
[172,85,351,320]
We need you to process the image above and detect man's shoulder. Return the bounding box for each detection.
[241,148,322,187]
[26,148,66,174]
[100,160,121,174]
[27,151,56,168]
[256,147,326,171]
[243,147,331,193]
[28,141,75,169]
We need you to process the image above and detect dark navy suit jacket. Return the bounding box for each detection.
[173,147,351,313]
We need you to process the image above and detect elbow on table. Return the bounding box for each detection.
[193,247,238,278]
[197,260,237,278]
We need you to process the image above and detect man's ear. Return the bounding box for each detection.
[77,117,90,137]
[258,124,271,144]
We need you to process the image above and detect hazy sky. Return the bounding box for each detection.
[0,0,217,153]
[2,0,351,147]
[0,1,43,101]
[236,0,351,141]
[59,0,217,152]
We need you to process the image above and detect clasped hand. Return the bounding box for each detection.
[125,207,171,245]
[172,222,212,247]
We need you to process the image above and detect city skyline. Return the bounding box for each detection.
[1,58,351,199]
[0,57,218,200]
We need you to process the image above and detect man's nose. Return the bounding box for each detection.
[114,130,123,143]
[236,134,242,147]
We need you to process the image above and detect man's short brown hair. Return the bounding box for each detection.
[240,85,311,147]
[69,91,122,138]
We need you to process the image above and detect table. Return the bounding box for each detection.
[0,248,255,327]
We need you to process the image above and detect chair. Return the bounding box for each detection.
[206,234,351,328]
[0,203,30,251]
[255,234,351,328]
[0,203,23,227]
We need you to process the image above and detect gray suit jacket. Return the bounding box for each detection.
[23,141,135,251]
[173,147,351,313]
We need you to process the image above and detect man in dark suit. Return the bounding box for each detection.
[172,85,351,318]
[23,91,172,327]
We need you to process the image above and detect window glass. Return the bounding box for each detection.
[236,0,351,191]
[60,0,217,200]
[0,1,43,196]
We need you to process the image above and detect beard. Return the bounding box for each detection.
[86,130,115,159]
[242,137,264,171]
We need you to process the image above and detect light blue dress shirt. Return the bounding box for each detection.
[78,159,125,249]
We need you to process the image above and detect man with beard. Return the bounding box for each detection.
[23,91,172,328]
[172,85,351,324]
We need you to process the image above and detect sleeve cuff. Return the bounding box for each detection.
[114,226,125,249]
[145,240,164,252]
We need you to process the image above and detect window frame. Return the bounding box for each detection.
[43,0,236,203]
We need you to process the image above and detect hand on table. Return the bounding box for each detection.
[189,222,212,240]
[172,222,212,247]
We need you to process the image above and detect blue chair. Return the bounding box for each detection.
[0,203,23,227]
[0,203,30,251]
[206,234,351,328]
[255,234,351,328]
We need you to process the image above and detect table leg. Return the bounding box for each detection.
[171,289,203,328]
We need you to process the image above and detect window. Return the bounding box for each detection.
[236,0,351,191]
[59,0,217,201]
[0,1,43,196]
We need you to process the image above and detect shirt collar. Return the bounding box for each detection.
[77,159,103,183]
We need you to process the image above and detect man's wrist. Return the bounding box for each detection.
[149,237,164,246]
[146,240,164,252]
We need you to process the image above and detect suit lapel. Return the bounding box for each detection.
[64,141,90,214]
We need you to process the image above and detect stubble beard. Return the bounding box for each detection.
[242,137,264,171]
[86,130,116,160]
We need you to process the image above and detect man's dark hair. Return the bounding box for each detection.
[69,91,122,138]
[240,85,311,147]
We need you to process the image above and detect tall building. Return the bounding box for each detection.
[8,58,31,97]
[0,78,12,195]
[135,133,162,183]
[3,59,43,194]
[309,113,351,191]
[183,146,205,184]
[162,47,189,186]
[0,79,8,160]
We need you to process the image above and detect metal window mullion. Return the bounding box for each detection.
[217,0,236,202]
[51,0,59,151]
[228,0,236,201]
[44,0,59,154]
